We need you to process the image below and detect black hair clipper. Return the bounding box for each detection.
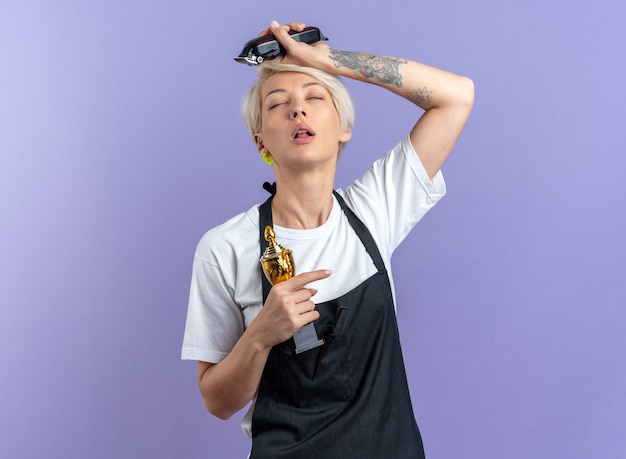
[234,26,328,66]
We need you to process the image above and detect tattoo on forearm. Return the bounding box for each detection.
[407,87,433,109]
[329,49,407,87]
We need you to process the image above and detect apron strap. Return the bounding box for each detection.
[332,191,387,274]
[259,195,274,303]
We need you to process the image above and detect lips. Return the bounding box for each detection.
[291,123,315,140]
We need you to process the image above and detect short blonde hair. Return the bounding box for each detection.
[242,62,355,156]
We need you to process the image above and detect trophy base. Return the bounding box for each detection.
[293,323,325,354]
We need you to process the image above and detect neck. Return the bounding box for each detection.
[271,166,336,229]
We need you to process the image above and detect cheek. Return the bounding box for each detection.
[259,110,283,133]
[258,125,284,149]
[326,114,345,137]
[261,122,281,136]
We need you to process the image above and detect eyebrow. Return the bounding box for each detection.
[263,82,324,101]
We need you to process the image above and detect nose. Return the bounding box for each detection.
[291,109,306,119]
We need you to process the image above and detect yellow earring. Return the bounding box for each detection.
[261,149,273,166]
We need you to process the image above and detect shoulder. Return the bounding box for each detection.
[194,204,260,266]
[339,134,447,253]
[368,135,445,194]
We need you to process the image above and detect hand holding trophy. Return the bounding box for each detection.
[260,226,325,354]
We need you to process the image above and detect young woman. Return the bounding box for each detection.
[182,20,474,458]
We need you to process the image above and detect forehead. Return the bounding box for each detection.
[260,71,328,98]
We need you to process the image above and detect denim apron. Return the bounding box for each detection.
[251,190,425,459]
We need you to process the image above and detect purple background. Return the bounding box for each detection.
[1,1,625,458]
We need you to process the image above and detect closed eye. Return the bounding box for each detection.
[268,101,287,110]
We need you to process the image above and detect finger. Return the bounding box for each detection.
[288,288,317,306]
[269,20,292,44]
[258,23,290,37]
[284,270,332,290]
[298,309,320,326]
[291,298,320,316]
[284,21,306,32]
[260,19,303,38]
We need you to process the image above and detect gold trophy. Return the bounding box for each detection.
[260,225,324,354]
[260,226,296,285]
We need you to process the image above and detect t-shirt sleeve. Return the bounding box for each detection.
[343,134,446,259]
[181,250,245,364]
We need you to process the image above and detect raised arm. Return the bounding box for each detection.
[268,21,474,179]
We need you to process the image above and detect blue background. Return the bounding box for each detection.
[1,1,625,458]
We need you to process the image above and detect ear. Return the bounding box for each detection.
[339,128,352,143]
[254,134,265,152]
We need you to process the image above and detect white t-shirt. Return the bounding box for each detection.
[181,135,446,437]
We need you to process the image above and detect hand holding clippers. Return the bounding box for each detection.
[234,26,328,66]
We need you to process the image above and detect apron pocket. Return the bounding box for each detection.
[266,332,352,408]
